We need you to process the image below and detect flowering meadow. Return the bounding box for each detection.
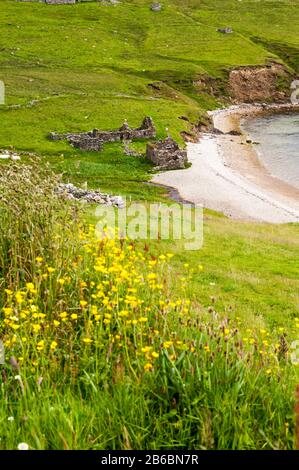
[0,162,298,450]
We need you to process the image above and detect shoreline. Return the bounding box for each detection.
[152,103,299,223]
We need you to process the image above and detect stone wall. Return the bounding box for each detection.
[146,137,188,170]
[68,136,103,151]
[49,117,156,151]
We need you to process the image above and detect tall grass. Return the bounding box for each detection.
[0,160,78,289]
[0,162,297,450]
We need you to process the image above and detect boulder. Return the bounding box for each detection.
[217,27,233,34]
[151,3,162,12]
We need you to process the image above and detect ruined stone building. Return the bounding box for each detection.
[49,117,156,151]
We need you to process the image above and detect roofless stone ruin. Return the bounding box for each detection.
[49,117,157,151]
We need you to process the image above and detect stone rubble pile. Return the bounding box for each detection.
[0,151,21,161]
[57,183,125,208]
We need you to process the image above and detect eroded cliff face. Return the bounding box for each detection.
[228,63,293,103]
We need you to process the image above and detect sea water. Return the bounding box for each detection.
[243,113,299,190]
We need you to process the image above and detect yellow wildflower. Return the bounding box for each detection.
[32,324,41,333]
[36,340,45,351]
[15,292,25,304]
[26,282,36,293]
[147,273,156,280]
[3,307,13,316]
[83,338,93,344]
[139,317,148,323]
[50,341,58,351]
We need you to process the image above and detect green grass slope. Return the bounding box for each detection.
[0,0,298,196]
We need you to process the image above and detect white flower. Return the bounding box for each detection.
[18,442,29,450]
[7,416,14,422]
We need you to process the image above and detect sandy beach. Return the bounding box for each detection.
[152,104,299,223]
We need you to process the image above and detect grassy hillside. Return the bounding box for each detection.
[0,0,298,197]
[0,1,299,449]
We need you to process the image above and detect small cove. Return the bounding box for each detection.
[242,112,299,190]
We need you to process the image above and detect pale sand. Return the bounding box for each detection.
[152,104,299,223]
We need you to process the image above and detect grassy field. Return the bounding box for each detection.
[0,0,299,450]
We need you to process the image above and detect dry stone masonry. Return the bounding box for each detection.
[146,137,188,170]
[50,118,187,171]
[49,117,156,151]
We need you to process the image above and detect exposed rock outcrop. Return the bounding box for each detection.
[229,64,293,103]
